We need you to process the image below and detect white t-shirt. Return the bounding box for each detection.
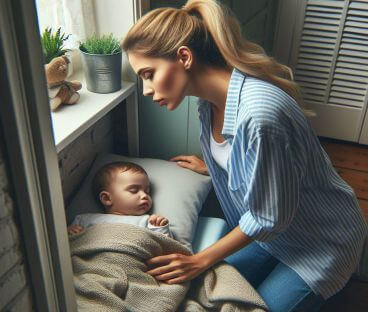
[210,131,231,171]
[71,213,173,238]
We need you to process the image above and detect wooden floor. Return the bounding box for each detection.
[318,137,368,312]
[320,137,368,221]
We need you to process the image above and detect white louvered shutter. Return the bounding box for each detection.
[330,1,368,109]
[290,0,368,143]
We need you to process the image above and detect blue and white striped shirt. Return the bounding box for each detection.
[198,68,367,299]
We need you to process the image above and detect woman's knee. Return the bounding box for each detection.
[256,263,325,312]
[225,242,278,288]
[260,289,324,312]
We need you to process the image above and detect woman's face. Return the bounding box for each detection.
[128,52,190,111]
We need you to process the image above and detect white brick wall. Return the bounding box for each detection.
[6,288,34,312]
[0,141,34,311]
[0,100,128,311]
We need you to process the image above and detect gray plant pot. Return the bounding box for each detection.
[80,50,122,93]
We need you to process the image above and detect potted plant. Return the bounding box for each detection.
[79,33,122,93]
[41,27,70,64]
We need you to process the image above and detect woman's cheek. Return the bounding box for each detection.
[163,66,186,94]
[158,67,176,93]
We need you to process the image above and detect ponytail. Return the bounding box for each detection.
[122,0,314,116]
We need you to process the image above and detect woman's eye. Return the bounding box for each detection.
[144,73,152,80]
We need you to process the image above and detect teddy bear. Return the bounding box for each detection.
[45,56,82,111]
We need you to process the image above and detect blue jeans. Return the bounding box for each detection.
[225,242,325,312]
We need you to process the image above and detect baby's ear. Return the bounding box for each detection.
[99,191,112,206]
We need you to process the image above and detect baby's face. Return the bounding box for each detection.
[107,171,152,215]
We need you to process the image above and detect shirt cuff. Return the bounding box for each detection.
[239,211,278,243]
[147,222,173,238]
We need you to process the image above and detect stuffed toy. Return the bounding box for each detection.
[45,56,82,111]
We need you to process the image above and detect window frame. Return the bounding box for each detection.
[0,0,147,310]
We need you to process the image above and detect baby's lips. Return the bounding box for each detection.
[140,202,150,209]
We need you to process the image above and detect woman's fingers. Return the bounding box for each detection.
[170,155,192,162]
[171,155,197,170]
[166,275,189,284]
[170,155,209,175]
[155,269,186,281]
[146,257,186,277]
[146,254,177,266]
[146,263,171,276]
[176,161,194,170]
[146,253,209,284]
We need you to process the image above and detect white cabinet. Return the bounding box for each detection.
[360,111,368,144]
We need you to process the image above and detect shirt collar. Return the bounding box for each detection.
[197,67,246,137]
[222,68,246,138]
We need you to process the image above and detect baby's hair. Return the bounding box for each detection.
[92,161,148,205]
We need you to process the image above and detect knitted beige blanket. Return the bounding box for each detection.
[69,223,268,312]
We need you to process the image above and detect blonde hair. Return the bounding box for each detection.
[122,0,314,116]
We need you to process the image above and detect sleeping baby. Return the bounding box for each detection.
[67,161,172,237]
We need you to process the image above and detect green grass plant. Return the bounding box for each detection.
[41,27,70,64]
[79,33,121,55]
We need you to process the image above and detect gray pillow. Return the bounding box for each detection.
[66,153,212,250]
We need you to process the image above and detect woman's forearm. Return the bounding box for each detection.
[196,225,252,267]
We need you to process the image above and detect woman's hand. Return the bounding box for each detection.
[145,253,210,284]
[170,155,209,176]
[146,226,252,284]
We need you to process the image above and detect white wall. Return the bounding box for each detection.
[93,0,137,82]
[93,0,134,38]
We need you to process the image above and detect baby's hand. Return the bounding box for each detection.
[67,224,84,235]
[148,214,169,227]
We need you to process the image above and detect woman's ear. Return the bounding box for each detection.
[177,46,193,70]
[100,191,112,206]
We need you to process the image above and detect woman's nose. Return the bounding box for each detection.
[142,82,154,96]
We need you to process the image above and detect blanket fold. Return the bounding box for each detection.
[69,223,268,312]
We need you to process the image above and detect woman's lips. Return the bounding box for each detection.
[159,100,166,106]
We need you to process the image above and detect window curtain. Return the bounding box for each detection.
[35,0,97,48]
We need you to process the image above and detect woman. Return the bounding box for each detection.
[121,1,367,311]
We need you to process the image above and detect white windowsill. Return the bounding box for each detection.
[51,70,136,153]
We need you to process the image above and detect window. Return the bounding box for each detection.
[35,0,140,153]
[35,0,96,48]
